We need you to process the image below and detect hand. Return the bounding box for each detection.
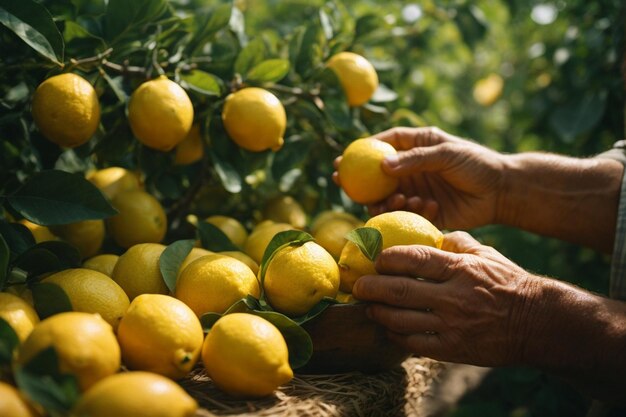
[352,231,534,366]
[334,127,508,231]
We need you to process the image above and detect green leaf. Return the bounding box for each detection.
[104,0,167,42]
[196,221,239,252]
[453,4,488,48]
[293,23,325,79]
[159,239,195,294]
[371,84,398,103]
[235,38,266,76]
[63,20,105,46]
[101,72,127,102]
[6,170,117,226]
[0,220,35,258]
[258,230,314,288]
[31,282,73,319]
[14,347,80,413]
[13,241,80,280]
[549,91,607,143]
[0,234,9,289]
[323,96,352,131]
[291,296,338,325]
[0,0,64,65]
[0,318,19,367]
[180,70,223,97]
[346,227,382,262]
[208,150,242,194]
[355,14,385,40]
[246,59,290,83]
[188,3,232,52]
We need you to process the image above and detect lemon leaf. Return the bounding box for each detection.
[291,296,339,325]
[0,318,19,367]
[246,59,290,83]
[0,219,35,258]
[14,346,80,414]
[31,282,72,320]
[13,241,80,279]
[196,221,239,252]
[180,70,223,97]
[0,233,8,289]
[258,230,314,292]
[160,239,195,293]
[346,227,382,261]
[235,37,266,76]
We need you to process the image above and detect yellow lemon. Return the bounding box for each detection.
[262,195,307,229]
[128,75,194,151]
[117,294,204,379]
[473,73,504,107]
[219,251,259,275]
[243,222,292,264]
[310,210,363,235]
[313,218,361,260]
[327,52,378,107]
[0,382,40,417]
[108,190,167,249]
[31,73,100,148]
[41,268,129,331]
[18,220,57,243]
[264,241,339,317]
[174,124,204,165]
[338,211,443,292]
[82,254,119,277]
[222,87,286,152]
[50,219,105,259]
[4,285,35,307]
[176,247,213,279]
[112,243,167,300]
[205,215,248,248]
[0,292,39,342]
[338,138,400,204]
[175,254,260,317]
[335,291,356,304]
[87,167,142,200]
[72,371,197,417]
[202,313,293,398]
[15,312,120,391]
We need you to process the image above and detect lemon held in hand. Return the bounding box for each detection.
[117,294,204,379]
[128,75,194,151]
[338,138,399,204]
[222,87,286,152]
[327,52,378,107]
[15,312,120,391]
[31,73,100,148]
[202,313,293,398]
[72,371,197,417]
[0,292,39,343]
[264,241,340,317]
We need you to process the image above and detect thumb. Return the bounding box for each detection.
[382,142,458,176]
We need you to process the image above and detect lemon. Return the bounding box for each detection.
[87,167,142,200]
[243,222,292,264]
[338,211,443,292]
[219,251,259,275]
[264,241,339,316]
[83,254,119,277]
[15,312,120,391]
[262,195,307,229]
[0,382,40,417]
[112,243,167,300]
[310,210,363,235]
[327,52,378,107]
[338,138,400,204]
[4,285,35,307]
[473,73,504,107]
[50,219,105,259]
[117,294,204,379]
[0,292,39,342]
[18,220,57,243]
[174,124,204,165]
[222,87,286,152]
[31,73,100,148]
[205,215,248,248]
[41,268,129,331]
[128,75,194,151]
[335,291,356,304]
[202,313,293,398]
[176,247,213,279]
[108,190,167,248]
[313,218,361,260]
[72,371,197,417]
[175,254,260,317]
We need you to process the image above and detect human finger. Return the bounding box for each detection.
[382,141,461,176]
[374,127,448,150]
[367,193,406,216]
[386,331,443,360]
[352,275,443,310]
[375,245,458,282]
[366,304,443,335]
[331,171,341,186]
[441,231,483,254]
[333,155,342,169]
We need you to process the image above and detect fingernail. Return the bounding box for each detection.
[384,155,399,168]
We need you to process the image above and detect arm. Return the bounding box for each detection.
[352,232,626,404]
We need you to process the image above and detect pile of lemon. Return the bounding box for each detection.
[0,51,448,416]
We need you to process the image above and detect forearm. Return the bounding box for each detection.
[513,276,626,403]
[497,152,623,253]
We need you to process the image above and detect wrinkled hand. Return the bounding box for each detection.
[333,127,507,231]
[352,231,535,367]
